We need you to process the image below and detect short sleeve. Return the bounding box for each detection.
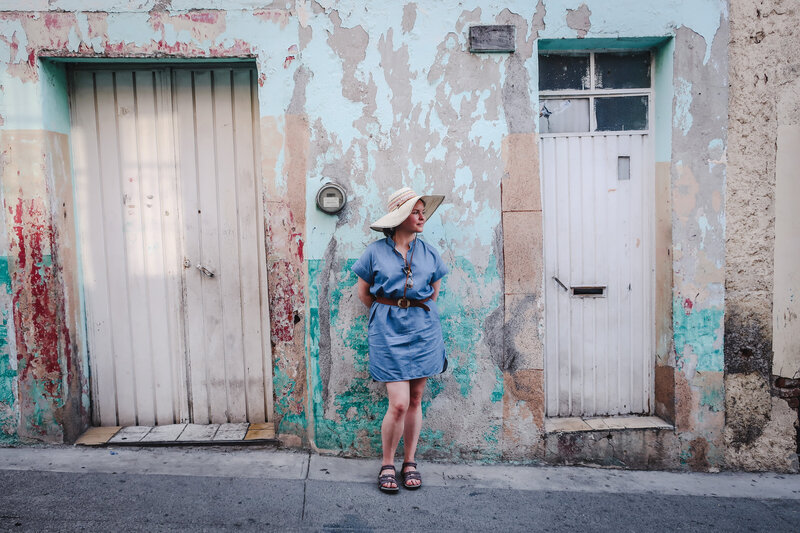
[431,248,448,283]
[352,246,374,284]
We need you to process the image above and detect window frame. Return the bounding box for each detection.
[538,50,655,136]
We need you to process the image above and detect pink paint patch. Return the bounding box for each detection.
[43,13,68,30]
[283,44,299,69]
[258,73,266,87]
[683,298,693,315]
[149,10,227,43]
[253,9,291,28]
[184,11,220,25]
[0,33,20,59]
[208,38,251,56]
[86,12,108,40]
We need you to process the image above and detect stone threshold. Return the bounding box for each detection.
[545,415,673,434]
[75,422,277,446]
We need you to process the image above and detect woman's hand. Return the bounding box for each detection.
[357,277,374,308]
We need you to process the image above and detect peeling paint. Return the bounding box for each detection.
[674,77,693,136]
[565,4,591,38]
[11,195,66,440]
[0,254,17,442]
[0,0,760,470]
[673,296,724,373]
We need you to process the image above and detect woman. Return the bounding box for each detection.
[352,187,448,493]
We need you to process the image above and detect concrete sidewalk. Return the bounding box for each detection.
[2,445,799,532]
[1,445,799,500]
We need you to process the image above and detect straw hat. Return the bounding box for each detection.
[369,187,445,232]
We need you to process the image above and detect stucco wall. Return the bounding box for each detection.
[297,0,732,465]
[726,0,799,471]
[2,0,787,472]
[302,2,539,460]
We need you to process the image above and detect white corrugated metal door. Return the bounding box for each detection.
[541,133,654,417]
[70,66,273,426]
[539,50,656,418]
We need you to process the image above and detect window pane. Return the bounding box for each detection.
[538,54,589,91]
[595,96,648,131]
[594,52,651,89]
[539,99,590,134]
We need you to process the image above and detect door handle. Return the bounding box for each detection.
[552,276,568,291]
[196,264,215,278]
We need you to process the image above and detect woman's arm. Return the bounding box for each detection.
[356,277,374,308]
[432,279,441,301]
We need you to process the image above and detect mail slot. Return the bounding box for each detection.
[572,286,605,297]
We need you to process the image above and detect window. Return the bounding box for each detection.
[539,51,652,134]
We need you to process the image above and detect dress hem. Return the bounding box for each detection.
[370,358,448,383]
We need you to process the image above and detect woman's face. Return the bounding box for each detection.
[398,200,426,233]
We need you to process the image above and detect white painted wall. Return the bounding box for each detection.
[773,124,800,379]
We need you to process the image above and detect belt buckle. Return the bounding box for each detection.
[397,298,410,309]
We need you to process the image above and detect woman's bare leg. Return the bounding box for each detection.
[380,381,410,489]
[401,377,427,486]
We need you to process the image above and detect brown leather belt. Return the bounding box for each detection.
[374,295,432,312]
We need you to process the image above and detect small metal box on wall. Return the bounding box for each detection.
[315,182,347,214]
[469,25,516,53]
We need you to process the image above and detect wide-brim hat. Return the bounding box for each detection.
[369,187,445,232]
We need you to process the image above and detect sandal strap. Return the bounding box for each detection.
[379,464,397,484]
[401,461,417,469]
[403,471,421,480]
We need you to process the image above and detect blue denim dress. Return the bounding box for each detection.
[352,236,448,382]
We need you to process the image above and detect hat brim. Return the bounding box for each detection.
[369,194,445,231]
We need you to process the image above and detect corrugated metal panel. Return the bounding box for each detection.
[173,68,272,424]
[70,67,272,426]
[542,133,654,417]
[71,69,185,426]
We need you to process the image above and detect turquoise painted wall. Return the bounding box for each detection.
[0,256,16,442]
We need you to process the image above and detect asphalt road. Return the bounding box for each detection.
[1,446,798,532]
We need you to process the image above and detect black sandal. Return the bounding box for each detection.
[378,464,399,493]
[401,461,422,490]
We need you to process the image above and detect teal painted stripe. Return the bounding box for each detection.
[53,57,257,64]
[0,255,17,442]
[538,37,671,51]
[654,38,675,162]
[0,256,9,294]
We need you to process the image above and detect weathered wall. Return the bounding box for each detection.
[0,3,305,442]
[669,21,729,471]
[0,163,16,442]
[1,0,781,471]
[726,0,799,471]
[302,2,525,460]
[303,0,732,467]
